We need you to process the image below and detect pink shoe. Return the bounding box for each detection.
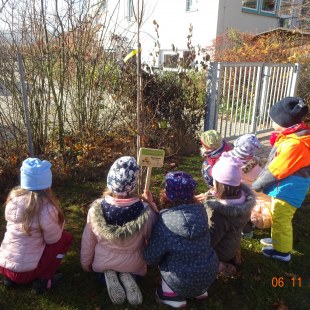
[196,290,208,300]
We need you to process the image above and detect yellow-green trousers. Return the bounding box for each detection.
[271,197,297,253]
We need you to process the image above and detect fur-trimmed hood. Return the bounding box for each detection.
[89,198,153,240]
[205,183,256,217]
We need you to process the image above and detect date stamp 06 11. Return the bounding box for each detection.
[272,276,302,288]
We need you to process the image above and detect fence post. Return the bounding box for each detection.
[289,63,300,96]
[251,63,265,133]
[258,65,270,118]
[17,53,34,157]
[204,62,220,131]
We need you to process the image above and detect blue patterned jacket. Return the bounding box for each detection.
[144,204,218,298]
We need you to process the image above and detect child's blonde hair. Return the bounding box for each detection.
[6,187,64,235]
[102,188,138,198]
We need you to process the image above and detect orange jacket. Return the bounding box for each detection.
[252,126,310,208]
[269,131,310,180]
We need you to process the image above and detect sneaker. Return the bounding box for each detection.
[104,270,126,305]
[119,272,143,306]
[260,237,272,246]
[242,231,254,239]
[196,290,208,300]
[155,287,187,308]
[33,273,63,294]
[262,247,291,262]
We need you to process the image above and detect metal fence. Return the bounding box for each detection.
[204,62,300,139]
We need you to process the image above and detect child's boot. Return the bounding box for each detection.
[104,270,126,304]
[33,273,63,294]
[119,272,143,306]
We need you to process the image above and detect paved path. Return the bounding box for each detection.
[255,130,273,159]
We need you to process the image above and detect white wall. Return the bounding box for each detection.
[90,0,220,65]
[94,0,283,65]
[138,0,220,65]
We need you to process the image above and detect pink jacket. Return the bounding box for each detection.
[80,196,157,275]
[0,195,63,272]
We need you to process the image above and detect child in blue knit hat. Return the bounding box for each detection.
[0,158,73,294]
[80,156,157,306]
[144,171,218,308]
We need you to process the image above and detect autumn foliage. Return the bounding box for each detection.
[210,28,310,63]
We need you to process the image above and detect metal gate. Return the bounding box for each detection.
[204,62,300,139]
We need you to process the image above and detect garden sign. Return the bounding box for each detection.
[138,148,165,191]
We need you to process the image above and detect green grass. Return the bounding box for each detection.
[0,155,309,310]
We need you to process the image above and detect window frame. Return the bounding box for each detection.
[242,0,259,11]
[242,0,280,17]
[160,50,196,70]
[162,52,179,69]
[261,0,276,14]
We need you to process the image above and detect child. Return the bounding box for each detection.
[252,97,310,262]
[144,171,219,309]
[80,156,157,306]
[228,134,272,237]
[204,153,256,276]
[200,130,232,188]
[0,158,73,294]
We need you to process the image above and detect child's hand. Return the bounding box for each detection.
[195,193,207,203]
[206,187,217,198]
[82,265,92,272]
[142,189,154,203]
[142,190,158,213]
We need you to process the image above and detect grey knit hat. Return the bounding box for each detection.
[228,134,261,162]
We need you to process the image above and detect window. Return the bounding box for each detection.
[101,0,107,11]
[261,0,276,13]
[242,0,258,10]
[127,0,134,21]
[163,54,179,68]
[242,0,280,16]
[186,0,198,12]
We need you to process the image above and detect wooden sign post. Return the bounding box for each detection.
[138,148,165,191]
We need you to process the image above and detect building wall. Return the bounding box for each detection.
[217,0,279,35]
[137,0,220,66]
[93,0,296,65]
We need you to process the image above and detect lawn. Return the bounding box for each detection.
[0,155,309,310]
